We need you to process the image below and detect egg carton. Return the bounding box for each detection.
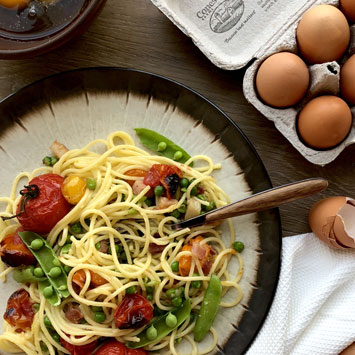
[150,0,355,165]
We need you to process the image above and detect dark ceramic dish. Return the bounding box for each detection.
[0,68,281,354]
[0,0,106,59]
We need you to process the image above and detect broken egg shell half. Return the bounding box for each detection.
[309,196,355,249]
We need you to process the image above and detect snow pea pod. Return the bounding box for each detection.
[135,128,192,164]
[18,231,69,302]
[126,299,191,349]
[194,274,222,342]
[13,266,46,284]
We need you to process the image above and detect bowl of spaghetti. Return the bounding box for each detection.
[0,68,281,354]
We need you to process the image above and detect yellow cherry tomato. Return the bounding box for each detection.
[0,0,29,9]
[61,175,86,205]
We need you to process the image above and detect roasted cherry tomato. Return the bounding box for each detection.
[124,169,148,187]
[61,175,87,205]
[17,174,71,234]
[4,289,34,332]
[60,338,98,355]
[114,294,153,329]
[143,164,182,199]
[72,269,108,291]
[179,236,215,277]
[95,339,147,355]
[0,228,35,267]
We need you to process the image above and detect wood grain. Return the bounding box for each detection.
[0,0,354,236]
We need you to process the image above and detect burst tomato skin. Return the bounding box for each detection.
[17,174,71,234]
[95,340,147,355]
[0,228,36,267]
[4,289,34,332]
[60,338,98,355]
[114,294,153,329]
[125,169,148,187]
[143,164,182,199]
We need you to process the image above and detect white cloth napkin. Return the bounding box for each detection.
[246,233,355,355]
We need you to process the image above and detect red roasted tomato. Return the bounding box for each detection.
[0,227,35,267]
[114,294,153,329]
[143,164,182,199]
[4,289,34,332]
[17,174,71,234]
[95,339,147,355]
[60,338,98,355]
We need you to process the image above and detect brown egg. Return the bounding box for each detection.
[309,196,355,249]
[340,0,355,23]
[296,5,350,64]
[255,52,309,108]
[297,96,352,149]
[340,55,355,105]
[309,196,347,248]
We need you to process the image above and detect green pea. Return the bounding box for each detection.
[64,265,72,274]
[58,285,67,291]
[52,259,61,267]
[171,261,179,273]
[128,208,137,215]
[166,312,178,328]
[157,142,167,152]
[232,241,244,253]
[49,267,62,278]
[70,222,82,234]
[172,297,183,307]
[95,242,101,250]
[34,267,44,278]
[173,151,183,161]
[171,210,181,219]
[126,286,137,294]
[146,325,158,341]
[50,157,58,166]
[94,311,106,323]
[139,196,147,203]
[86,178,97,190]
[51,332,60,343]
[145,198,154,207]
[40,341,48,352]
[146,286,154,294]
[33,303,40,313]
[92,306,102,312]
[43,286,54,299]
[178,204,186,214]
[181,187,187,193]
[190,186,198,196]
[180,178,189,188]
[175,287,184,298]
[191,278,202,289]
[147,294,153,301]
[176,337,182,344]
[61,244,72,254]
[197,194,205,200]
[44,316,53,329]
[166,288,176,299]
[30,239,44,250]
[205,201,216,212]
[154,185,164,196]
[42,156,52,166]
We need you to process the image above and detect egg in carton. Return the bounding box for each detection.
[150,0,355,165]
[243,1,355,166]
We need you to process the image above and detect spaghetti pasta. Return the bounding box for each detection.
[0,131,243,355]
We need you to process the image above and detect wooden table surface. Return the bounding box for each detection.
[0,0,354,236]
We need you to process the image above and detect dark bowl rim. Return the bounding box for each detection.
[0,66,282,354]
[0,0,106,57]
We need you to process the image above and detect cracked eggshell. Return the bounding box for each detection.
[333,198,355,247]
[309,196,347,249]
